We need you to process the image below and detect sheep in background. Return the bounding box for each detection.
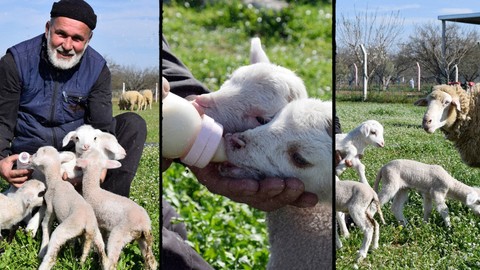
[0,180,45,239]
[414,84,480,167]
[374,159,480,227]
[336,120,385,185]
[30,146,108,270]
[76,149,157,270]
[336,177,385,263]
[119,91,144,111]
[140,89,153,110]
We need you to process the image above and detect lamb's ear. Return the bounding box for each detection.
[360,123,371,137]
[59,151,76,163]
[413,98,428,106]
[451,97,462,112]
[466,192,479,206]
[106,160,122,169]
[250,37,270,64]
[62,131,76,147]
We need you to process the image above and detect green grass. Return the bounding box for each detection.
[0,107,159,269]
[336,101,480,269]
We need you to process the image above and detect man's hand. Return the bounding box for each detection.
[0,155,32,188]
[189,163,318,212]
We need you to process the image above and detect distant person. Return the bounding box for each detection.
[0,0,146,197]
[409,78,415,89]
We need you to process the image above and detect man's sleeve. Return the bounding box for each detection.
[0,52,22,158]
[85,64,115,134]
[162,35,210,98]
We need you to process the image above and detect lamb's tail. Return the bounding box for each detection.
[372,193,385,225]
[373,167,383,193]
[137,230,158,270]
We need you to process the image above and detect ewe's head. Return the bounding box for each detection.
[466,188,480,216]
[414,85,469,134]
[222,99,333,201]
[191,38,307,134]
[360,120,385,148]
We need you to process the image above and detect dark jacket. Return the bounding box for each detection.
[0,34,114,157]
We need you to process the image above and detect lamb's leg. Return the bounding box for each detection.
[79,230,94,265]
[92,227,109,270]
[38,219,84,270]
[136,230,158,270]
[336,212,350,237]
[422,193,433,222]
[350,207,373,262]
[371,216,380,250]
[335,221,343,249]
[391,189,409,226]
[106,228,137,269]
[38,205,54,259]
[352,159,368,185]
[431,191,450,227]
[26,204,46,237]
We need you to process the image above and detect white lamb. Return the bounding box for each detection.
[0,179,45,238]
[221,98,333,269]
[191,37,308,134]
[336,177,385,263]
[336,120,385,185]
[30,146,108,270]
[76,149,157,270]
[374,159,480,227]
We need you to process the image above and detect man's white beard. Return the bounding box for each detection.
[46,31,88,70]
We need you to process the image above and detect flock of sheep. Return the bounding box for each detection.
[336,83,480,265]
[0,125,157,270]
[118,89,154,111]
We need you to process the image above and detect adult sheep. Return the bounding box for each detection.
[414,84,480,167]
[140,89,153,110]
[119,91,144,111]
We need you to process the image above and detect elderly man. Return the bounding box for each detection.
[0,0,146,197]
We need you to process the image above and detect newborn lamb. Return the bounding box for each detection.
[221,98,333,269]
[336,177,385,262]
[374,159,480,227]
[336,120,385,185]
[76,149,157,270]
[0,179,45,239]
[30,146,108,270]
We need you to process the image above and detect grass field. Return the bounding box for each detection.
[0,103,159,269]
[336,101,480,269]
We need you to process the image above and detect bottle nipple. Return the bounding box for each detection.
[16,152,31,169]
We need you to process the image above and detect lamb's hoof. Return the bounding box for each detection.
[355,252,366,263]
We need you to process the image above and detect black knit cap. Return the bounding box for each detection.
[50,0,97,30]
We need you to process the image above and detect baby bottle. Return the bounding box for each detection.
[162,92,227,168]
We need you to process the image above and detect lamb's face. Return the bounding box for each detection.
[221,99,333,201]
[362,120,385,148]
[466,188,480,216]
[31,146,61,169]
[415,90,459,133]
[193,63,307,134]
[18,179,46,208]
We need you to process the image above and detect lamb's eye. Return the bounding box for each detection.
[38,190,45,197]
[371,131,376,135]
[74,136,79,142]
[94,137,97,141]
[256,116,270,125]
[291,152,312,168]
[444,100,450,106]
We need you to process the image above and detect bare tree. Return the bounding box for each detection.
[336,6,404,90]
[401,23,479,84]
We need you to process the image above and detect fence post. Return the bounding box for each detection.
[360,44,368,101]
[416,62,421,91]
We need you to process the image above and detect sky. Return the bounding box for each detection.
[336,0,480,43]
[0,0,159,69]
